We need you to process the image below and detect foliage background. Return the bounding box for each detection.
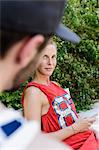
[0,0,99,112]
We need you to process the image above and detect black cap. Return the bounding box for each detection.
[0,0,80,43]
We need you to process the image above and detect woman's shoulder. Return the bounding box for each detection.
[24,83,47,101]
[25,85,41,96]
[23,86,45,106]
[51,81,60,87]
[25,81,42,93]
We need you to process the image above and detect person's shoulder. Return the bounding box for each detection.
[51,81,60,87]
[24,85,46,104]
[24,86,41,97]
[26,85,40,93]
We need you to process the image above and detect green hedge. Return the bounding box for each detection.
[0,0,99,111]
[53,0,99,111]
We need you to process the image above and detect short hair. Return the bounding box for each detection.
[0,30,51,58]
[0,30,30,58]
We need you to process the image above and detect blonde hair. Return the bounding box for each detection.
[46,38,57,48]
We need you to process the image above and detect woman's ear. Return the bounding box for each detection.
[16,35,44,69]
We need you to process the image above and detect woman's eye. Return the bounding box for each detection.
[52,56,56,59]
[43,56,47,59]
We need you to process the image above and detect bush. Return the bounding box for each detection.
[53,0,99,111]
[0,0,98,112]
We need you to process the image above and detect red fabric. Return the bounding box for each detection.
[22,81,99,150]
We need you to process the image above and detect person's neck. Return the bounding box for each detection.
[0,60,18,92]
[0,83,3,92]
[33,74,50,85]
[0,61,6,92]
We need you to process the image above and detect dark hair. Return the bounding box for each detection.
[0,30,51,58]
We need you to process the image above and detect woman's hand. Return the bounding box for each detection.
[72,117,96,134]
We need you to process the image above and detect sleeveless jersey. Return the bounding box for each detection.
[22,81,99,150]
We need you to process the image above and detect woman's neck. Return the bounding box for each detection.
[33,73,50,85]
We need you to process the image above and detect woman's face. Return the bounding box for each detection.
[37,44,57,77]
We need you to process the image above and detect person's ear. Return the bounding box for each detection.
[16,35,44,69]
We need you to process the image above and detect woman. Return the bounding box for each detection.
[22,40,99,150]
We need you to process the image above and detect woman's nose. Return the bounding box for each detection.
[48,58,53,65]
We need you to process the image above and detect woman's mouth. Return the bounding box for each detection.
[45,68,53,71]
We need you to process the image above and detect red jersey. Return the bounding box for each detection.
[22,81,99,150]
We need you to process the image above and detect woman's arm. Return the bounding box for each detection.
[23,86,43,124]
[48,117,95,140]
[48,125,75,140]
[23,87,96,141]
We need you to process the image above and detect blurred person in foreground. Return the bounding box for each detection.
[22,39,99,150]
[0,0,80,149]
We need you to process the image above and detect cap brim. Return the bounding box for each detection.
[55,23,80,44]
